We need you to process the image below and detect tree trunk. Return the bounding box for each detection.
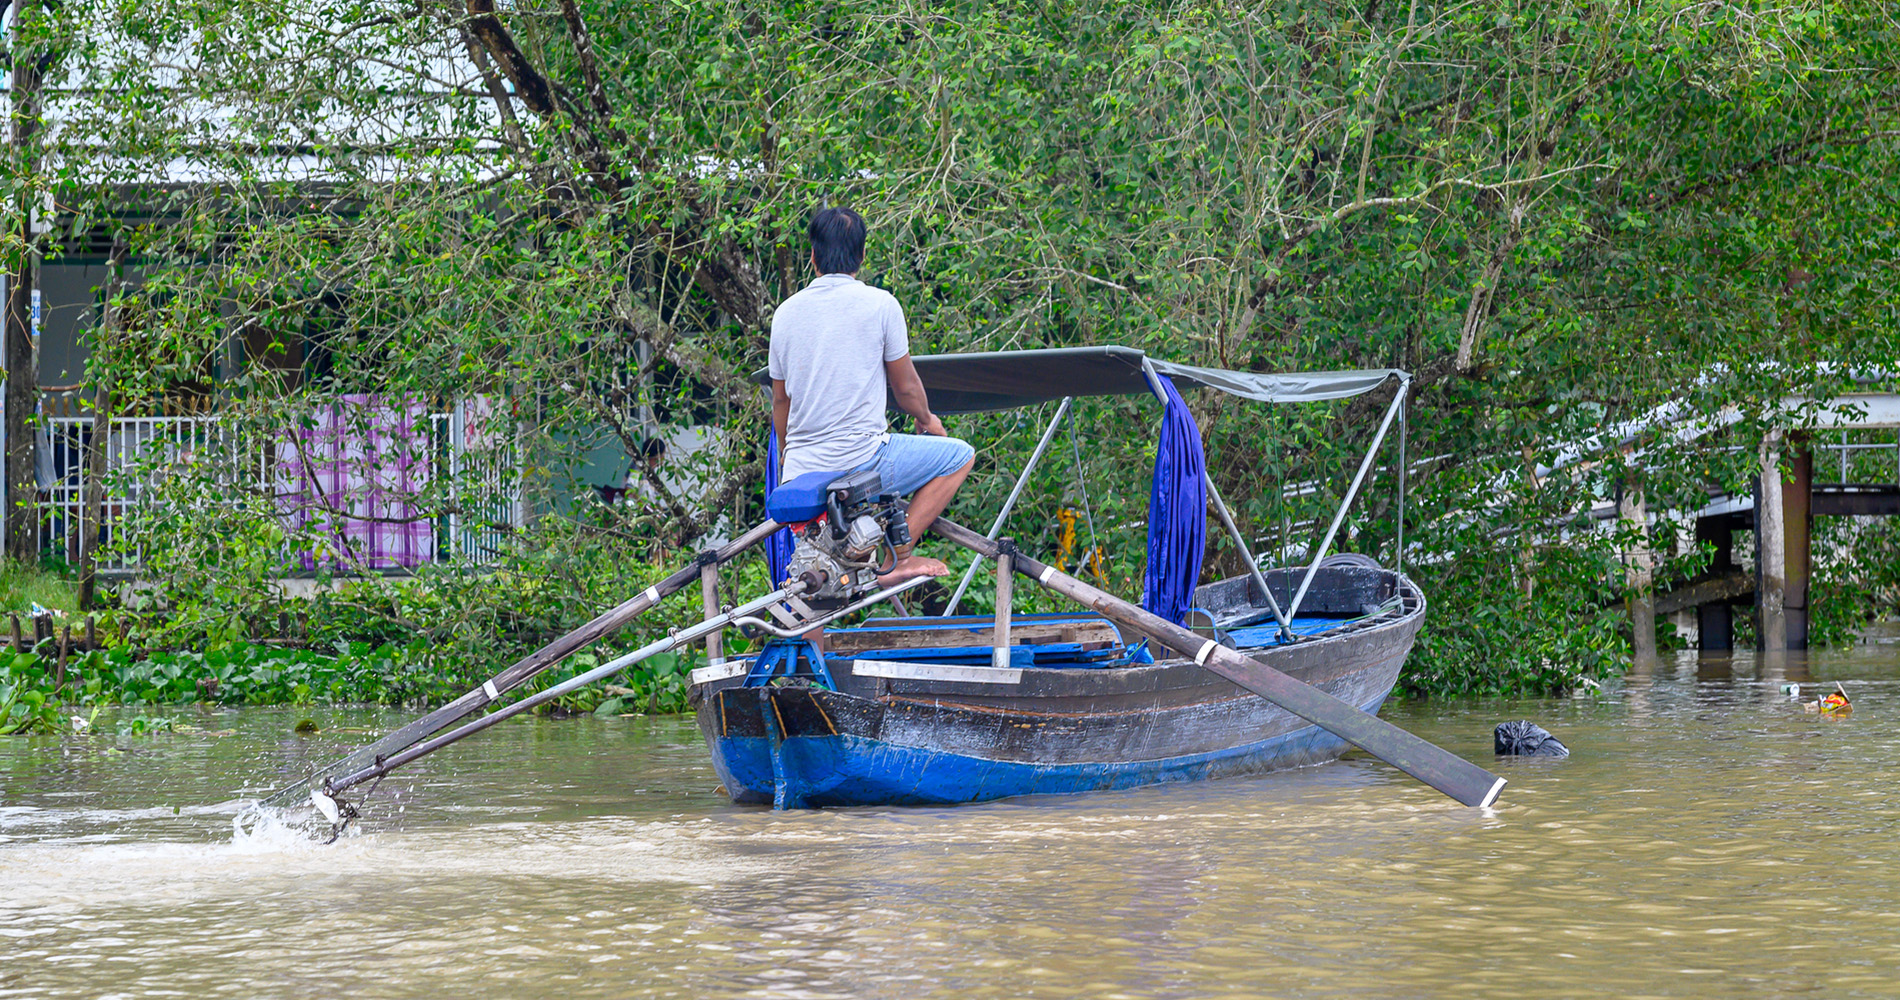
[77,241,125,611]
[75,383,110,609]
[3,39,45,562]
[2,254,35,562]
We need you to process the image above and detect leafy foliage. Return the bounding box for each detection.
[2,1,1893,697]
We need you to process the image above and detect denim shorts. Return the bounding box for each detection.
[849,433,974,497]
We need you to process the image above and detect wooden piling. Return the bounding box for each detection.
[278,610,291,643]
[1619,481,1657,670]
[1756,431,1788,655]
[700,563,723,665]
[55,625,70,695]
[86,614,97,651]
[1783,441,1813,649]
[992,542,1014,669]
[10,614,21,653]
[1695,517,1735,651]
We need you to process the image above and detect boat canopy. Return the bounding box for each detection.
[758,344,1412,634]
[755,345,1403,414]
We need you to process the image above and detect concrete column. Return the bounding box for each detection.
[1620,482,1657,670]
[1783,442,1812,649]
[1756,432,1787,653]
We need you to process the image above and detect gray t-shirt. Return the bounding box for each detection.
[769,273,910,480]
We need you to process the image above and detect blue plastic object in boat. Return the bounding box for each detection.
[766,470,845,523]
[744,638,838,689]
[1225,617,1350,647]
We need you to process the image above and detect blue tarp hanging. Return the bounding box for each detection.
[765,428,794,585]
[1141,374,1206,626]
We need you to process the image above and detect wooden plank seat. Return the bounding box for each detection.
[825,613,1124,655]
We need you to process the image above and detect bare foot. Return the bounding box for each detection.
[878,553,949,586]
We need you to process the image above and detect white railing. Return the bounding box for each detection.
[433,403,523,566]
[35,401,521,573]
[39,414,250,572]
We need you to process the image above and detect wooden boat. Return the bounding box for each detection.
[691,562,1422,807]
[681,346,1470,809]
[286,348,1500,829]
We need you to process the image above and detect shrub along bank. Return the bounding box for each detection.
[0,535,740,735]
[0,637,704,736]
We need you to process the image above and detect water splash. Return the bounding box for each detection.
[230,798,351,851]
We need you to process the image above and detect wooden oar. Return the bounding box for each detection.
[260,519,784,808]
[929,517,1506,808]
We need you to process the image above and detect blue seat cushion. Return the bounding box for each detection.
[767,470,846,523]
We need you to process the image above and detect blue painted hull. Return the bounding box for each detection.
[702,692,1392,807]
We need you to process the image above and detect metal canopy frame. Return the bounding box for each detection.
[943,396,1073,615]
[931,349,1411,637]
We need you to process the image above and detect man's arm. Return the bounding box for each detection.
[771,379,791,453]
[885,354,946,436]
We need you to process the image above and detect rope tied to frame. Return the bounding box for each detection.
[1064,404,1105,580]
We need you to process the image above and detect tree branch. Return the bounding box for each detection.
[1229,162,1609,346]
[1652,121,1900,208]
[457,21,529,155]
[555,0,616,125]
[464,1,559,117]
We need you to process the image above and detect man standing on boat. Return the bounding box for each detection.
[770,206,974,583]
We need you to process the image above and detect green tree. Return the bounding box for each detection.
[11,0,1894,693]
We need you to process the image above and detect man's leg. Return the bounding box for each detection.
[879,450,974,584]
[806,451,970,642]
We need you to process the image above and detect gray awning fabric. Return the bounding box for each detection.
[1145,358,1403,406]
[751,345,1403,413]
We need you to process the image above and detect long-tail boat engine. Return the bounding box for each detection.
[783,469,911,602]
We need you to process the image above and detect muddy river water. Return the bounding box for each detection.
[4,640,1899,999]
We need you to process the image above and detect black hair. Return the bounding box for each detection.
[808,206,866,275]
[640,436,666,460]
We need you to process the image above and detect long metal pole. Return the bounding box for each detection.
[929,516,1505,808]
[319,584,804,800]
[1065,406,1101,559]
[264,518,785,807]
[1396,402,1406,578]
[1284,379,1408,624]
[943,397,1072,616]
[1202,471,1290,632]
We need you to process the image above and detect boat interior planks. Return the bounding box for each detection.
[1196,564,1400,627]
